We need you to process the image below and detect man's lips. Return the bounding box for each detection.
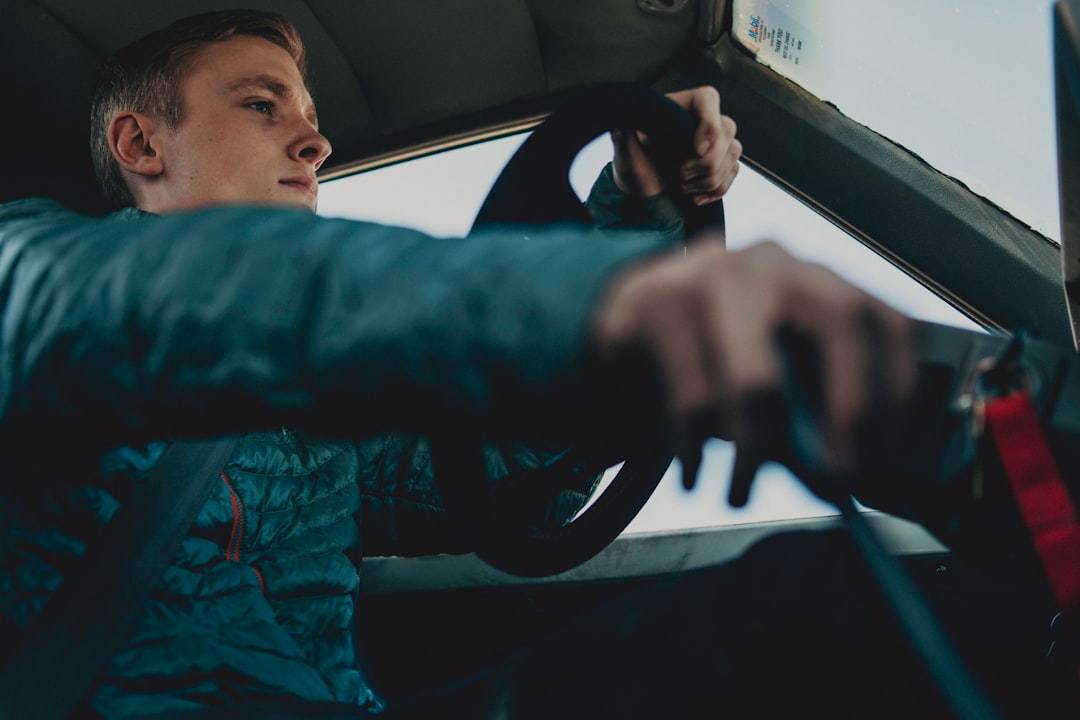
[280,176,318,199]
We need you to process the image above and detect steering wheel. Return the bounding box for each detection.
[434,83,725,577]
[472,83,725,238]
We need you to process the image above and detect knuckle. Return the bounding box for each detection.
[691,240,728,265]
[828,285,874,322]
[748,239,787,261]
[665,273,707,311]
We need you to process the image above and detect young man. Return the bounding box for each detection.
[0,9,922,719]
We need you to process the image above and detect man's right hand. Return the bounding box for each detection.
[589,238,918,501]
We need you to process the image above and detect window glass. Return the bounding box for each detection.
[732,0,1060,242]
[318,134,982,532]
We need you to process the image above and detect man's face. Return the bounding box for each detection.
[152,35,331,213]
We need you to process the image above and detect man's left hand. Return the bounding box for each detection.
[610,86,742,206]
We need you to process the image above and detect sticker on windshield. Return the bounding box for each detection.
[733,1,813,75]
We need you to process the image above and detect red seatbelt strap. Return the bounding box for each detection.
[983,391,1080,611]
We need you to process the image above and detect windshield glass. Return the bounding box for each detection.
[318,133,982,533]
[732,0,1059,242]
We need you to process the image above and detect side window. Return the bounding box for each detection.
[318,134,982,533]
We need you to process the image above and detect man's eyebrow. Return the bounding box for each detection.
[225,74,291,97]
[226,74,320,126]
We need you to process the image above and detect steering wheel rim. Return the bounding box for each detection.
[438,83,725,577]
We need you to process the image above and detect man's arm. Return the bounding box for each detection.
[0,186,918,493]
[0,198,667,450]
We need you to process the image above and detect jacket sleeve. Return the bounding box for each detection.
[584,163,685,245]
[0,198,668,451]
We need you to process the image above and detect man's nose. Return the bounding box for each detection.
[292,125,332,170]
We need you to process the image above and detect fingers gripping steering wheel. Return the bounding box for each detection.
[433,83,726,578]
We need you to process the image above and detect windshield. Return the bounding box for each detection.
[732,0,1059,242]
[318,133,981,533]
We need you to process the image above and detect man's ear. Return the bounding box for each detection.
[108,112,165,178]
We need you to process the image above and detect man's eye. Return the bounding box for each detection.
[248,101,273,115]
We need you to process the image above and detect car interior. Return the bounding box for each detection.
[3,0,1079,712]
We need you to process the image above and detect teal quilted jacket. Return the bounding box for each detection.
[0,165,683,716]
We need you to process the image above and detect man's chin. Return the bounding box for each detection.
[149,195,317,215]
[248,196,319,213]
[282,199,318,213]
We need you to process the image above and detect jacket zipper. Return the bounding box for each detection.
[220,470,267,595]
[220,471,245,562]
